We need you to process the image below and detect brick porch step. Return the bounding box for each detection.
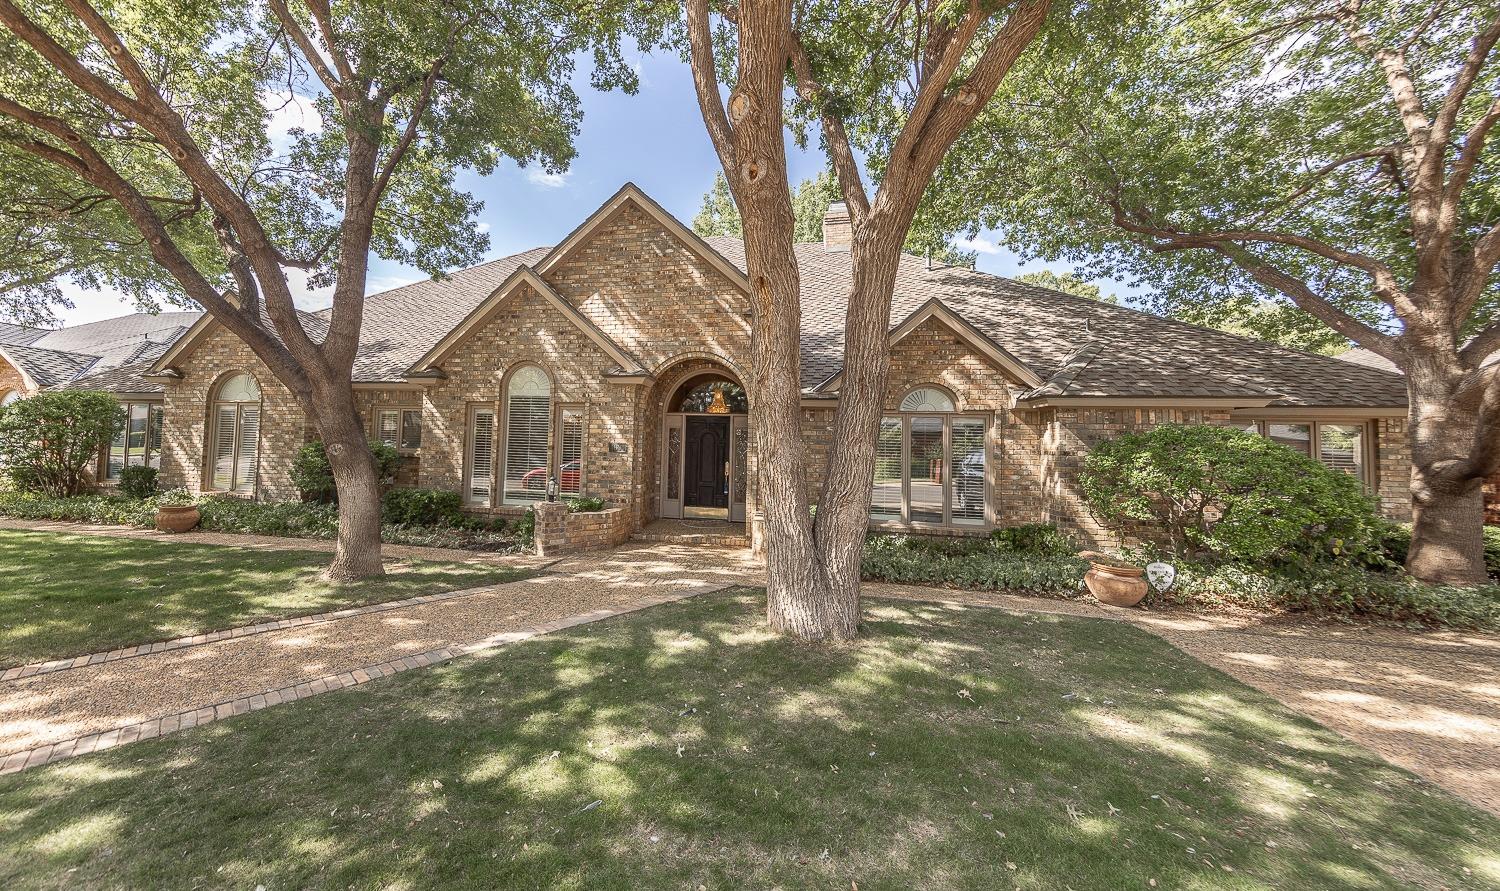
[633,519,749,549]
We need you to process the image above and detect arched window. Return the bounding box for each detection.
[899,386,956,412]
[0,389,20,407]
[874,384,987,526]
[671,374,748,413]
[502,365,552,504]
[211,373,261,494]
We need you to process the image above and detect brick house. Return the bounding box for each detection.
[2,183,1427,545]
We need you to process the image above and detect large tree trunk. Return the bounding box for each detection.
[807,225,907,637]
[1406,366,1490,586]
[309,378,384,581]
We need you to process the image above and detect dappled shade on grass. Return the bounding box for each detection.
[1,590,1496,889]
[0,529,531,666]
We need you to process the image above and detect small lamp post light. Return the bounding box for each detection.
[546,475,559,503]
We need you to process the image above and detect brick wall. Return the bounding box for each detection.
[159,326,307,500]
[1375,417,1412,521]
[0,355,30,399]
[532,502,633,556]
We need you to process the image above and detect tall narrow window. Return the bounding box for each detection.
[466,406,495,505]
[400,409,423,450]
[210,373,261,494]
[951,418,986,524]
[871,418,904,520]
[557,405,584,497]
[1319,423,1366,480]
[105,401,165,479]
[909,416,944,523]
[376,410,400,447]
[503,365,552,504]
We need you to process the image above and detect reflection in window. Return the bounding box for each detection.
[558,406,584,496]
[503,366,552,504]
[1266,423,1311,457]
[870,405,987,526]
[1319,424,1365,480]
[909,416,944,523]
[671,375,748,413]
[106,401,163,479]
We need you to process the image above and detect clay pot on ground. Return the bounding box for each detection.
[1080,555,1149,607]
[155,505,201,533]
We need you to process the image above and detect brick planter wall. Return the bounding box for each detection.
[532,502,633,557]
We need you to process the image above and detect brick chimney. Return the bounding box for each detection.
[822,201,852,252]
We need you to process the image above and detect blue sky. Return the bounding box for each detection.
[57,52,1116,326]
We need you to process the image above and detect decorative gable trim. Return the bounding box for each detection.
[404,265,647,377]
[812,298,1044,393]
[532,182,752,294]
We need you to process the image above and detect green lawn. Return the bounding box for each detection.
[0,529,532,667]
[1,591,1495,890]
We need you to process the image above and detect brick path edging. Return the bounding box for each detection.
[0,573,559,683]
[0,583,726,776]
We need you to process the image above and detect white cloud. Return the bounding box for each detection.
[956,235,1002,255]
[525,166,570,189]
[262,90,323,154]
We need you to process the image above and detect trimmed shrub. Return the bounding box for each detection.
[1080,423,1382,563]
[1162,561,1500,630]
[564,495,606,513]
[862,534,1087,598]
[196,496,340,538]
[0,490,156,526]
[990,523,1075,557]
[1487,525,1500,580]
[0,391,123,496]
[382,488,464,527]
[117,465,159,499]
[291,440,401,503]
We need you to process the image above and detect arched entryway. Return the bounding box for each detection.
[658,369,749,522]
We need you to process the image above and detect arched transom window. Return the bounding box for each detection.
[211,372,261,494]
[0,389,20,407]
[503,365,552,504]
[874,384,987,526]
[899,387,956,412]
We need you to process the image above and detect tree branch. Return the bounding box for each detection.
[369,33,457,205]
[683,0,737,178]
[787,30,869,222]
[267,0,345,100]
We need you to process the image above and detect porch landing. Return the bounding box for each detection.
[633,518,749,548]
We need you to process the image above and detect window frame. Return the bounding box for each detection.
[1238,418,1375,487]
[207,373,262,496]
[372,406,423,452]
[555,403,586,497]
[869,408,991,529]
[103,400,164,480]
[501,364,554,506]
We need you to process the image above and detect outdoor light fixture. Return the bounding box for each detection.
[547,476,559,502]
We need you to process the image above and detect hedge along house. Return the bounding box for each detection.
[10,184,1416,549]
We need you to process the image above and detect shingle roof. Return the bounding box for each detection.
[0,342,99,387]
[316,248,551,381]
[59,361,163,394]
[1336,348,1401,375]
[701,238,1407,407]
[0,311,200,392]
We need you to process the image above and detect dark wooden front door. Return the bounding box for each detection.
[684,416,729,509]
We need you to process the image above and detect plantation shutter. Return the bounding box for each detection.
[503,367,551,503]
[871,417,903,520]
[557,406,584,496]
[376,410,400,447]
[234,406,260,493]
[467,407,495,504]
[950,418,986,525]
[212,405,237,489]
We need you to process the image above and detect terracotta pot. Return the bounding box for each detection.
[155,505,201,533]
[1084,561,1148,607]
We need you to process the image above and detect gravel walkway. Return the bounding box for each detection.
[868,582,1500,817]
[0,543,747,770]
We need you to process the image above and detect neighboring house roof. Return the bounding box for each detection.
[0,311,200,394]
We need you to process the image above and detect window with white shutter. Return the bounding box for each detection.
[376,410,400,447]
[467,406,496,505]
[209,373,262,494]
[503,366,552,504]
[557,405,584,496]
[869,385,988,526]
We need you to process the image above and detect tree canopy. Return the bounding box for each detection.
[1015,270,1115,303]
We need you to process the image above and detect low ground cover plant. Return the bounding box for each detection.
[862,530,1088,598]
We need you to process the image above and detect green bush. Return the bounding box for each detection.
[1366,522,1496,580]
[862,534,1087,597]
[990,523,1075,557]
[0,391,123,496]
[382,488,464,526]
[290,440,402,503]
[1163,561,1500,630]
[196,496,340,538]
[0,490,156,526]
[116,465,159,499]
[564,496,606,513]
[1080,423,1382,563]
[1487,526,1500,580]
